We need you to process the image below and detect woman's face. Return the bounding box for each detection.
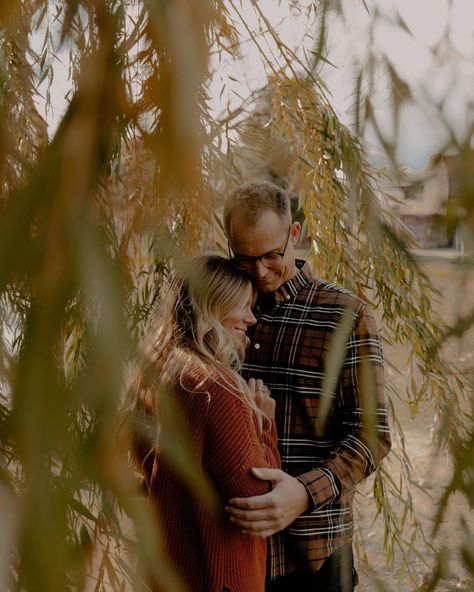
[221,284,257,349]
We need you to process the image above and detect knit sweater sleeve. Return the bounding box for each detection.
[203,380,281,501]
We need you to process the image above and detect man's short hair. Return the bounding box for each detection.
[224,181,291,236]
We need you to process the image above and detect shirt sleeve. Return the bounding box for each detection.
[204,382,281,501]
[297,301,391,509]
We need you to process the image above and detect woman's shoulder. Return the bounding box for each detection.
[177,364,239,396]
[205,367,245,401]
[178,362,237,391]
[179,365,247,414]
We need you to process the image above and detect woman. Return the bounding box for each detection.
[122,255,280,592]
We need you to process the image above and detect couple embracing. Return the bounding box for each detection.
[122,182,391,592]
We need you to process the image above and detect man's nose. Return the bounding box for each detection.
[253,259,268,279]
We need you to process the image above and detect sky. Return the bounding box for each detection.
[326,0,474,169]
[40,0,474,172]
[209,0,474,170]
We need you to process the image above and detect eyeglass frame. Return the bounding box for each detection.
[228,225,293,271]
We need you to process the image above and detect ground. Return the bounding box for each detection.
[356,254,474,592]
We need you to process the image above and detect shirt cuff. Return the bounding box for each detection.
[296,467,341,510]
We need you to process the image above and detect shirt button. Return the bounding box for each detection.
[286,294,291,300]
[254,343,260,350]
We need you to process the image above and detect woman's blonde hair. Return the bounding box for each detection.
[120,255,265,475]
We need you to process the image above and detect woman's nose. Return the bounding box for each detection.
[245,310,257,326]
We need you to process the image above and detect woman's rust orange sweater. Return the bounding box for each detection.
[143,372,281,592]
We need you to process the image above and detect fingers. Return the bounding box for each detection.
[250,379,272,414]
[225,506,286,539]
[226,472,310,538]
[251,467,283,481]
[247,378,261,405]
[225,506,273,522]
[247,378,268,394]
[227,490,273,510]
[226,470,282,511]
[254,379,264,405]
[231,519,277,538]
[241,528,277,539]
[255,380,269,402]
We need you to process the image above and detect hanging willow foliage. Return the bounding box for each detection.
[235,71,470,585]
[0,0,473,591]
[0,0,236,590]
[209,1,473,589]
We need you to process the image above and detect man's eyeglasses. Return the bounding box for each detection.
[229,226,292,271]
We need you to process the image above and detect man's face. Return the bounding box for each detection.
[228,210,301,293]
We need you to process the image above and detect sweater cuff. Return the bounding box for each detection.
[296,467,340,511]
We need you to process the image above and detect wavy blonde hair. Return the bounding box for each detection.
[120,255,265,475]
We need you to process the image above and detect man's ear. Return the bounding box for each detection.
[290,221,301,244]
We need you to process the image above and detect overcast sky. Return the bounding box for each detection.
[324,0,474,169]
[41,0,474,172]
[209,0,474,170]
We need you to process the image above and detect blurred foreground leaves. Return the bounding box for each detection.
[0,0,219,589]
[0,0,473,591]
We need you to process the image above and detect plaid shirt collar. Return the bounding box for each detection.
[256,259,312,311]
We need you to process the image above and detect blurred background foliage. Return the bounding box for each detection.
[0,0,472,590]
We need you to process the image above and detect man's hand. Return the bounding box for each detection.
[225,468,310,538]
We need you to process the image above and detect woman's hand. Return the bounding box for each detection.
[247,378,275,420]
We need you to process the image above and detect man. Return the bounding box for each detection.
[223,182,391,591]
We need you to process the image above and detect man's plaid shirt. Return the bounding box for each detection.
[242,260,391,579]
